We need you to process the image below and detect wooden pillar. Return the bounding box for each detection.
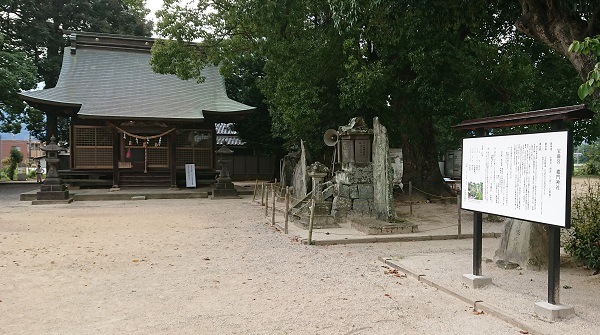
[111,130,120,189]
[169,131,177,189]
[46,113,58,142]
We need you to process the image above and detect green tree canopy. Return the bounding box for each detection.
[0,33,38,134]
[0,0,153,140]
[152,0,589,195]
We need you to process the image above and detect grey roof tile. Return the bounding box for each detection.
[21,46,254,120]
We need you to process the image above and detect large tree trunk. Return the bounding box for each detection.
[515,0,597,80]
[394,98,450,198]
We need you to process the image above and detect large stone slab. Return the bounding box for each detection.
[350,218,418,235]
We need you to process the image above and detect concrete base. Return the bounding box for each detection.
[294,215,340,229]
[211,195,241,199]
[32,198,74,205]
[351,218,418,235]
[212,189,240,198]
[462,274,493,288]
[534,301,575,320]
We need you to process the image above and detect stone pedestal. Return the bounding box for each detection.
[37,183,70,200]
[213,177,240,198]
[461,274,493,288]
[534,301,575,320]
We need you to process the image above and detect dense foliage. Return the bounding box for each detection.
[152,0,589,195]
[6,147,23,181]
[566,181,600,273]
[0,0,152,141]
[0,33,38,134]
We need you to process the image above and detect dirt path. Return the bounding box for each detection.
[0,191,522,334]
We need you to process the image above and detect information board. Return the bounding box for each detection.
[461,131,570,227]
[185,163,196,188]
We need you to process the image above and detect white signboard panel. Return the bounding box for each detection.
[185,164,196,188]
[461,131,570,227]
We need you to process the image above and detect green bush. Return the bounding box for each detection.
[7,148,23,181]
[565,182,600,273]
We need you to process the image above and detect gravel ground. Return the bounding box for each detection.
[0,182,529,335]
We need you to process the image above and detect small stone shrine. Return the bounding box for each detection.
[290,116,416,234]
[34,136,73,204]
[332,117,417,234]
[331,117,375,219]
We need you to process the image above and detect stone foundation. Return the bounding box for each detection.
[350,218,418,235]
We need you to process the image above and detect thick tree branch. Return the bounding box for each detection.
[515,0,595,81]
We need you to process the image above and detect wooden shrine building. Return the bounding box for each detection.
[19,32,255,188]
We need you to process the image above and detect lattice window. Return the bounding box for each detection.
[148,148,168,167]
[124,136,170,168]
[176,129,212,168]
[73,126,113,168]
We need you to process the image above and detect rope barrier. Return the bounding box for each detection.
[410,184,457,200]
[109,123,176,140]
[252,180,473,243]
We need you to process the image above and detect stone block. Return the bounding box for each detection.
[353,199,372,215]
[357,184,374,199]
[338,184,351,198]
[331,209,348,220]
[349,185,359,199]
[335,165,373,185]
[461,274,492,288]
[36,190,69,200]
[332,196,352,211]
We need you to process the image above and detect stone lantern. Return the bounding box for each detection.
[212,143,239,198]
[35,136,71,203]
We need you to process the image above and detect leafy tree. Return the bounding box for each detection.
[223,54,286,156]
[0,33,38,134]
[6,147,23,180]
[151,0,590,196]
[0,0,153,141]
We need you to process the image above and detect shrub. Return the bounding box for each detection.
[565,181,600,273]
[7,148,24,181]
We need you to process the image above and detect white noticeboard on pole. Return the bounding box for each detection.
[185,164,196,188]
[461,130,570,227]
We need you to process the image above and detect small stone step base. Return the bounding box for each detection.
[350,218,418,235]
[293,215,339,229]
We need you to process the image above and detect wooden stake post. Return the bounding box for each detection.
[284,186,290,234]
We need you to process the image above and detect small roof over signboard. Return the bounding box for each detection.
[452,104,594,130]
[19,31,254,122]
